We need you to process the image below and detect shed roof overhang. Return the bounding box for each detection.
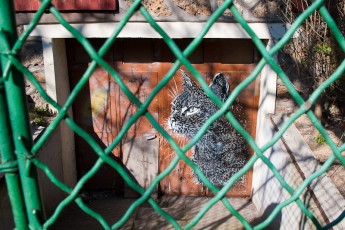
[27,22,286,40]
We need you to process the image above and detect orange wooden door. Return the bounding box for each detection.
[113,63,161,196]
[67,38,259,196]
[69,66,123,192]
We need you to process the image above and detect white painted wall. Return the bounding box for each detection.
[28,22,286,39]
[42,38,77,187]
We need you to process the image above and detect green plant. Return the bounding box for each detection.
[34,107,51,116]
[314,43,332,55]
[33,117,45,125]
[314,134,326,145]
[29,106,51,126]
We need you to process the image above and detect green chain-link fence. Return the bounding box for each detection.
[0,0,345,229]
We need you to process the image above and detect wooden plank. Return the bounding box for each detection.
[123,137,159,197]
[117,70,159,139]
[65,0,75,11]
[68,66,122,191]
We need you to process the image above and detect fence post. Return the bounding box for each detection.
[0,0,44,228]
[0,76,29,229]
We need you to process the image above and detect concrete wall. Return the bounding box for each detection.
[35,125,66,217]
[252,115,345,229]
[42,38,77,188]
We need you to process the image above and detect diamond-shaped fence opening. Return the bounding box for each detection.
[0,0,345,229]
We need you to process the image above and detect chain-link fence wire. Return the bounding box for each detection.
[0,0,345,229]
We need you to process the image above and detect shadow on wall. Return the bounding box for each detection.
[251,203,282,229]
[253,114,345,229]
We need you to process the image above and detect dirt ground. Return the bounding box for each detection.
[276,84,345,197]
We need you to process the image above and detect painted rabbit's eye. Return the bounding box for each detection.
[186,107,200,116]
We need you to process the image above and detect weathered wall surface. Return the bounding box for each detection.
[105,0,283,20]
[16,0,283,24]
[17,26,48,110]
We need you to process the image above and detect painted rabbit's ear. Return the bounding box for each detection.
[210,72,230,102]
[180,69,197,89]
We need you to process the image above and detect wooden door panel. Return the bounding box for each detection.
[159,69,209,196]
[118,71,158,139]
[88,69,119,135]
[203,66,257,196]
[159,64,258,197]
[114,64,161,196]
[70,67,121,191]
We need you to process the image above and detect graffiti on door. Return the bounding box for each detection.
[168,70,249,187]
